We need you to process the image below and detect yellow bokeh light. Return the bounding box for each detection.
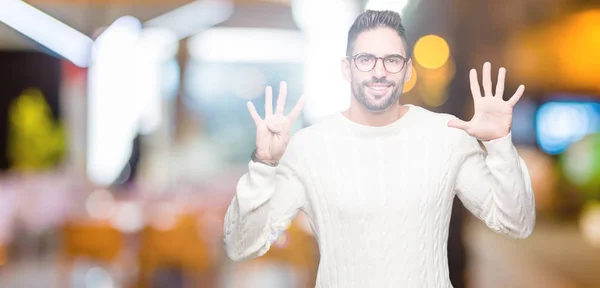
[414,35,450,70]
[418,57,456,84]
[415,57,455,107]
[417,82,448,107]
[402,65,417,93]
[556,10,600,91]
[506,9,600,92]
[580,201,600,248]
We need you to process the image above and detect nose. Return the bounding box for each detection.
[373,58,387,78]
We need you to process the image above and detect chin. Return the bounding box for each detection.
[362,99,394,112]
[352,84,399,112]
[364,89,390,99]
[365,94,392,106]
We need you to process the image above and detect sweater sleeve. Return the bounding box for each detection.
[223,136,307,262]
[454,131,536,239]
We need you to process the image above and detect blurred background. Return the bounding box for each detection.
[0,0,599,287]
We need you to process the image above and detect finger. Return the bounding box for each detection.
[287,94,306,123]
[447,118,470,130]
[275,81,287,115]
[265,86,273,117]
[482,62,493,97]
[507,85,525,106]
[495,67,506,98]
[469,69,482,99]
[247,101,262,125]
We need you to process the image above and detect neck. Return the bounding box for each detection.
[342,98,410,127]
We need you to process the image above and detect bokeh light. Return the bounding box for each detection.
[414,35,450,70]
[402,65,417,93]
[518,147,558,212]
[417,82,448,107]
[560,133,600,199]
[416,57,455,107]
[85,189,116,220]
[536,101,600,155]
[506,9,600,93]
[556,10,600,92]
[580,201,600,248]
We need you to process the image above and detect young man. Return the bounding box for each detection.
[224,10,535,288]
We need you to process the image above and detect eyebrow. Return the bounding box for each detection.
[354,53,406,58]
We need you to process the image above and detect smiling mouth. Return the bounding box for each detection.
[366,84,391,96]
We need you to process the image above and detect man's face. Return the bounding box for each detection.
[343,27,412,112]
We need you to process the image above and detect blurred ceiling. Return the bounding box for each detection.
[3,0,598,96]
[0,2,180,49]
[0,0,298,50]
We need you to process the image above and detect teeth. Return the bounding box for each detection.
[370,86,388,91]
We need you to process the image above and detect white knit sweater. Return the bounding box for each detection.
[223,104,536,288]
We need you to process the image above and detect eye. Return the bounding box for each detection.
[386,57,402,64]
[356,55,375,63]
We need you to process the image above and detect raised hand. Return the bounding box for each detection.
[447,62,525,141]
[247,81,306,164]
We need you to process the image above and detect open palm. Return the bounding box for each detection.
[448,62,525,141]
[247,81,305,164]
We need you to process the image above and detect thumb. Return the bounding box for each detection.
[447,119,470,130]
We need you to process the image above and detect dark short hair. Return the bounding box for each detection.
[346,10,409,57]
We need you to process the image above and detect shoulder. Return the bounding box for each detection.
[283,113,341,160]
[409,105,470,143]
[289,113,338,143]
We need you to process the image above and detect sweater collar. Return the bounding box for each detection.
[333,104,419,137]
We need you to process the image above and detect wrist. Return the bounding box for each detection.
[485,129,511,142]
[251,149,278,166]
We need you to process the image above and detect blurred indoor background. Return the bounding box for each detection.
[0,0,599,287]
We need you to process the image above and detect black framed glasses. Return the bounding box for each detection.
[347,53,408,74]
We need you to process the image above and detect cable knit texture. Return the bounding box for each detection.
[223,104,536,288]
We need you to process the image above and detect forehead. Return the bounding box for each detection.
[353,27,406,57]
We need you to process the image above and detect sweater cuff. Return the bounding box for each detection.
[248,160,278,179]
[481,131,516,157]
[235,161,279,214]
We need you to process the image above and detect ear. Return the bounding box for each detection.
[404,58,413,83]
[341,57,352,83]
